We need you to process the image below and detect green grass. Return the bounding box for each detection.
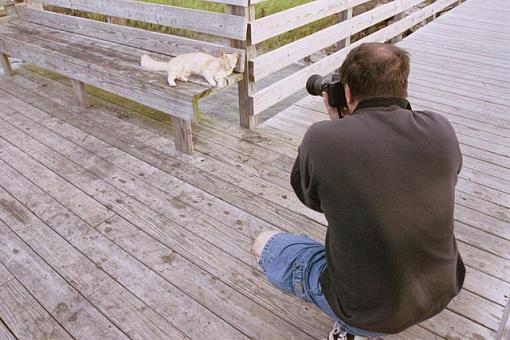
[140,0,336,52]
[56,0,336,53]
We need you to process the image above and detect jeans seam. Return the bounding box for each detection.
[258,232,286,272]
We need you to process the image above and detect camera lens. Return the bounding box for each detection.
[306,74,324,96]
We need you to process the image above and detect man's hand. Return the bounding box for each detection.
[322,92,339,121]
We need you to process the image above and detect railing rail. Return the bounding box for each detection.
[242,0,465,120]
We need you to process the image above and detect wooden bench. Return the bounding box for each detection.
[0,0,247,154]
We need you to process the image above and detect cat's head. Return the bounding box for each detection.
[220,51,239,71]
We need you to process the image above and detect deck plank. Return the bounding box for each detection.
[0,0,508,338]
[0,278,73,340]
[0,146,246,339]
[0,219,128,340]
[0,169,188,339]
[0,87,329,338]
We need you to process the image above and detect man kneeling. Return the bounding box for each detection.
[253,43,465,339]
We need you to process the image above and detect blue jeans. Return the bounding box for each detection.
[258,232,385,338]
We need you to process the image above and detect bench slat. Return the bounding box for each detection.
[28,0,247,40]
[16,7,245,73]
[4,19,242,89]
[0,23,198,120]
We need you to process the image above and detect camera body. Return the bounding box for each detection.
[306,74,347,111]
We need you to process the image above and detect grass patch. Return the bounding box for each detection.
[49,0,335,53]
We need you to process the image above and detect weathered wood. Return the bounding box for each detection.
[250,0,460,115]
[0,53,13,77]
[16,7,245,72]
[0,23,198,121]
[251,0,425,80]
[28,0,247,40]
[105,16,126,25]
[249,0,368,44]
[3,71,327,233]
[25,0,43,9]
[16,67,326,227]
[420,308,495,339]
[336,7,353,51]
[498,297,510,340]
[173,117,193,154]
[0,89,331,338]
[0,166,190,340]
[228,4,255,129]
[0,219,128,340]
[96,216,313,340]
[0,147,114,227]
[70,79,90,109]
[2,67,506,336]
[0,2,507,336]
[0,279,73,340]
[0,151,245,338]
[390,12,405,44]
[0,321,16,340]
[0,262,12,287]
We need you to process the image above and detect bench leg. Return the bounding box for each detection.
[70,79,90,108]
[173,118,194,154]
[0,53,14,77]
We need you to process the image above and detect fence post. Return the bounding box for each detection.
[336,7,353,50]
[25,0,43,9]
[106,16,127,25]
[227,2,256,129]
[390,12,405,44]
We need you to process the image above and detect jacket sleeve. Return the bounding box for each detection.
[290,132,323,213]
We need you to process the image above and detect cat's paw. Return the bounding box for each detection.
[178,76,189,82]
[208,80,217,87]
[168,80,177,87]
[215,79,225,88]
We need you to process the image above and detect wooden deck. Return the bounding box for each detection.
[0,0,508,339]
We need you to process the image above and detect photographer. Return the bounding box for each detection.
[252,43,465,339]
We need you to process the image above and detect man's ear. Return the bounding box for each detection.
[345,84,353,105]
[344,84,357,114]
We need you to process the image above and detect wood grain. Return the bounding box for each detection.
[173,117,194,154]
[0,86,330,338]
[0,279,73,340]
[0,217,128,340]
[251,0,425,80]
[70,79,90,109]
[0,53,12,77]
[16,7,245,73]
[250,0,368,44]
[251,0,460,115]
[28,0,247,40]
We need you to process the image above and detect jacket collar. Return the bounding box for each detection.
[353,97,411,113]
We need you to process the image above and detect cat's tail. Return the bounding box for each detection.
[140,55,170,72]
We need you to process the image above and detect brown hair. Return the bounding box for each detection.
[339,43,410,102]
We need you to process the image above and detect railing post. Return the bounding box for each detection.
[336,7,353,50]
[0,53,13,76]
[25,0,43,9]
[227,2,256,129]
[106,16,127,25]
[390,12,405,44]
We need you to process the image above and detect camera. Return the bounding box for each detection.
[306,74,347,112]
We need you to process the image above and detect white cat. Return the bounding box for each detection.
[140,52,239,88]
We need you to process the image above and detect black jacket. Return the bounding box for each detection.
[291,97,465,333]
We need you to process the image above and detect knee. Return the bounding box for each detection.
[252,230,280,260]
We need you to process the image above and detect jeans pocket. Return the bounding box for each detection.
[292,263,313,303]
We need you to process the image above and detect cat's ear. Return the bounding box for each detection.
[220,51,226,58]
